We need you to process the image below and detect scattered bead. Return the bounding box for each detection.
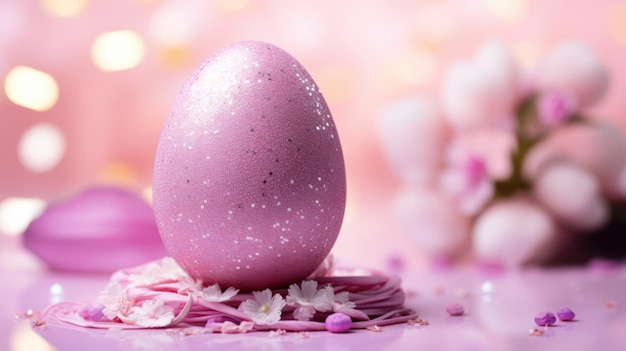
[606,300,618,309]
[446,303,465,316]
[31,320,47,329]
[367,325,383,332]
[529,327,545,336]
[298,331,310,339]
[534,311,557,327]
[556,307,576,321]
[407,318,429,326]
[456,289,469,298]
[325,313,352,333]
[269,329,287,336]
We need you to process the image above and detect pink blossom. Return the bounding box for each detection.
[286,280,332,321]
[97,282,132,320]
[440,150,493,216]
[394,189,470,257]
[378,95,447,186]
[128,257,188,286]
[219,321,254,334]
[441,41,518,132]
[196,283,239,303]
[127,298,175,328]
[472,198,556,267]
[533,40,608,108]
[536,92,578,127]
[533,162,608,231]
[525,122,626,199]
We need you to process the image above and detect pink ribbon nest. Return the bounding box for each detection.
[41,257,418,334]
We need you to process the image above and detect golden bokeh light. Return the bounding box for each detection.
[0,198,46,236]
[608,5,626,45]
[4,66,59,112]
[483,0,527,22]
[512,40,542,70]
[215,0,249,13]
[157,45,192,69]
[380,47,437,95]
[142,187,153,204]
[18,123,66,173]
[97,161,140,186]
[91,30,145,72]
[314,65,352,105]
[40,0,89,18]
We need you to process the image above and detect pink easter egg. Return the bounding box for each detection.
[152,41,346,290]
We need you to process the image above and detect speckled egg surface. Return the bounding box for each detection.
[152,41,346,291]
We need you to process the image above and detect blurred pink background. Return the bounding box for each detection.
[2,0,626,269]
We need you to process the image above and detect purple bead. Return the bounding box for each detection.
[446,303,465,316]
[534,311,557,326]
[325,313,352,333]
[557,308,576,321]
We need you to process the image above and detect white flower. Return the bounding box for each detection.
[286,280,332,321]
[127,298,175,328]
[239,289,285,325]
[128,257,188,286]
[97,282,131,320]
[177,275,203,295]
[324,285,356,311]
[197,283,239,302]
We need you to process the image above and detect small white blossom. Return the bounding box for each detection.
[197,283,239,302]
[97,282,131,320]
[128,257,188,286]
[127,298,175,328]
[239,289,285,325]
[286,280,332,321]
[324,285,356,311]
[177,275,203,295]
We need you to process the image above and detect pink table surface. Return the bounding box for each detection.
[1,235,625,351]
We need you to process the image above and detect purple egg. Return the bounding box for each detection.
[23,186,167,273]
[153,41,346,290]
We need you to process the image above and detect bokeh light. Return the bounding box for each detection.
[608,4,626,45]
[0,198,45,236]
[18,123,66,173]
[4,66,59,112]
[483,0,527,22]
[91,30,145,72]
[148,3,194,46]
[215,0,249,13]
[40,0,89,18]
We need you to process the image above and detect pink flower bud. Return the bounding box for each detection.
[536,91,578,127]
[472,198,555,267]
[533,40,608,108]
[394,189,470,257]
[526,123,626,199]
[378,96,447,186]
[533,162,608,231]
[441,41,518,132]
